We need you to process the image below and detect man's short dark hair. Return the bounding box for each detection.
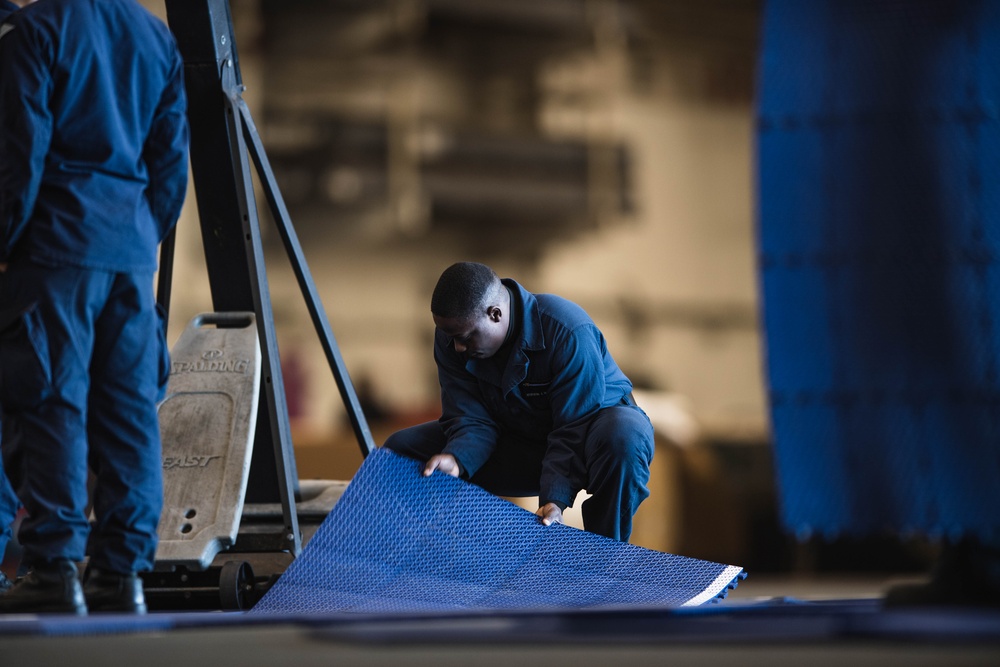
[431,262,500,319]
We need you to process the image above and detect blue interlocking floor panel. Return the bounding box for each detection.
[251,448,745,615]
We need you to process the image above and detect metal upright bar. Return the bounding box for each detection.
[218,58,302,557]
[156,227,177,319]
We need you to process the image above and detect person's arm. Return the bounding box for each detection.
[142,48,188,240]
[431,329,500,478]
[537,323,608,510]
[0,16,53,261]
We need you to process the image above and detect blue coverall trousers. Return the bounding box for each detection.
[0,261,167,573]
[383,403,654,542]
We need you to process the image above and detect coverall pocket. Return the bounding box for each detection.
[0,304,53,410]
[520,381,551,411]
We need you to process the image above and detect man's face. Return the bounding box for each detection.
[434,309,507,360]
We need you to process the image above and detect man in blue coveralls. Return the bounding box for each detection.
[0,0,188,614]
[0,0,32,596]
[384,262,654,542]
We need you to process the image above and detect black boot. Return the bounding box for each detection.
[83,567,147,614]
[884,536,1000,608]
[0,559,86,615]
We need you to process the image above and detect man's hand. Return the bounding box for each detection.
[0,263,7,273]
[535,503,564,527]
[423,453,461,478]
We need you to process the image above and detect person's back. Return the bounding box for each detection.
[0,0,187,615]
[0,0,187,270]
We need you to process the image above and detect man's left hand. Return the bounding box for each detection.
[535,503,564,527]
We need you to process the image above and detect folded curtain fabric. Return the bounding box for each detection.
[758,0,1000,541]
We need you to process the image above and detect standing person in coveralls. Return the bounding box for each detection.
[0,0,188,614]
[384,262,654,542]
[0,0,33,598]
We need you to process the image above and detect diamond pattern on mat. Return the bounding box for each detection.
[251,448,744,614]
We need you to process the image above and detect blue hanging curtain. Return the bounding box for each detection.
[757,0,1000,541]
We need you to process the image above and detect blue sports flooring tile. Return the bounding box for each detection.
[251,448,745,615]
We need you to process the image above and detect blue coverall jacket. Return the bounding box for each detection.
[0,0,188,269]
[437,279,635,508]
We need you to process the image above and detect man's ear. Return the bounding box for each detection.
[487,306,503,322]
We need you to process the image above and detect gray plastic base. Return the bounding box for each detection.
[155,312,261,570]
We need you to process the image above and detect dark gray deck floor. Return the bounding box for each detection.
[2,574,999,667]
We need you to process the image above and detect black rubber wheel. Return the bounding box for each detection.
[219,560,255,611]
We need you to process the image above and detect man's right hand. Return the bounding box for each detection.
[536,503,564,527]
[423,453,461,478]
